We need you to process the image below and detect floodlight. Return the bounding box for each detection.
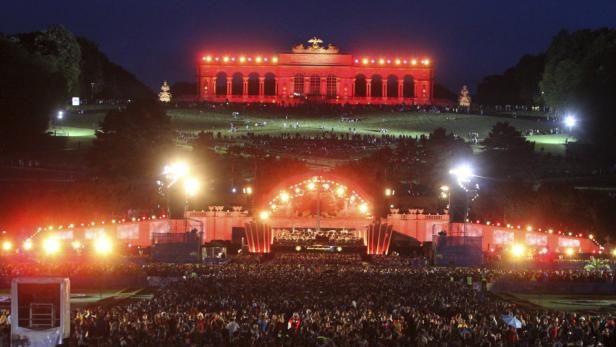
[449,164,474,183]
[359,203,369,214]
[510,244,526,257]
[279,192,290,202]
[564,115,577,129]
[184,177,200,197]
[94,235,113,255]
[43,237,61,255]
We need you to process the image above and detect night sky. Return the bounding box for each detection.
[1,0,615,92]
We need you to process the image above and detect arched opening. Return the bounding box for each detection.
[403,75,415,98]
[264,73,276,96]
[215,72,227,96]
[309,74,320,96]
[294,74,305,96]
[387,75,399,98]
[354,74,366,97]
[371,75,383,98]
[231,72,243,96]
[248,73,259,96]
[326,75,337,99]
[265,176,371,218]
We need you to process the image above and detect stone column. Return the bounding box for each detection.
[304,78,310,96]
[242,77,249,96]
[351,78,356,98]
[320,77,327,97]
[226,76,232,97]
[366,78,372,98]
[336,77,341,98]
[382,80,388,98]
[274,78,278,96]
[202,78,209,98]
[398,79,404,99]
[259,77,265,97]
[212,77,217,96]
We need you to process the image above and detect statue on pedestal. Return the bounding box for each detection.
[159,81,172,103]
[459,85,471,109]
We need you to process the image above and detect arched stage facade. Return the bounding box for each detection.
[30,177,600,257]
[197,38,434,105]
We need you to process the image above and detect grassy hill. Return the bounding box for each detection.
[51,107,572,154]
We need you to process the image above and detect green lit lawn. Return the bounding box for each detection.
[49,126,96,138]
[51,107,572,154]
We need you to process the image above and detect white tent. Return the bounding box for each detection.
[11,277,70,347]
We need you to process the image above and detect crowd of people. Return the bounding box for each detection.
[66,255,616,346]
[2,255,616,346]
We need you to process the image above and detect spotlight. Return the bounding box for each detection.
[279,192,290,202]
[184,177,200,197]
[94,235,113,255]
[510,244,526,257]
[449,164,474,183]
[1,240,12,252]
[359,203,369,214]
[43,237,61,255]
[565,248,575,257]
[23,239,33,251]
[564,115,577,129]
[259,211,270,220]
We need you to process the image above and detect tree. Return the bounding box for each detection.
[16,25,81,96]
[418,128,472,189]
[89,100,173,210]
[481,122,534,179]
[0,36,66,154]
[584,257,611,272]
[476,54,545,105]
[77,37,154,100]
[540,29,616,148]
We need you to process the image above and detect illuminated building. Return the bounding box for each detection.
[197,37,434,104]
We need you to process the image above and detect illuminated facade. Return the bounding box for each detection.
[197,37,434,104]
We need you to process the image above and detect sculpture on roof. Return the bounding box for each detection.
[292,37,340,54]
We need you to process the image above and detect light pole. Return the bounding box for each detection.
[563,114,576,142]
[385,188,395,214]
[440,185,450,211]
[449,164,476,236]
[161,161,201,219]
[242,186,253,212]
[183,177,201,216]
